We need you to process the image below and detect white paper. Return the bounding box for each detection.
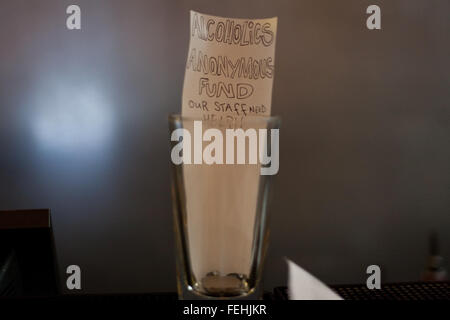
[287,259,343,300]
[180,11,277,285]
[182,10,277,122]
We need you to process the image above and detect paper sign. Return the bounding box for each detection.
[180,11,277,289]
[182,11,277,125]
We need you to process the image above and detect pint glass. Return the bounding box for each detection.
[169,114,280,299]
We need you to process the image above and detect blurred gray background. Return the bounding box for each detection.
[0,0,448,293]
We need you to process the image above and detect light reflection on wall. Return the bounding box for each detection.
[31,79,114,154]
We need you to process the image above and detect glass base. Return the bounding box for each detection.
[178,282,263,300]
[176,266,263,300]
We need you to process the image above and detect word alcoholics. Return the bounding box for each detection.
[191,13,275,47]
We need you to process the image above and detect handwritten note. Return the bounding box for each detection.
[182,11,277,125]
[181,11,277,287]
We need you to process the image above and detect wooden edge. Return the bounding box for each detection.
[0,209,51,230]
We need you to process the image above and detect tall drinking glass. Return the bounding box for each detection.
[169,114,280,299]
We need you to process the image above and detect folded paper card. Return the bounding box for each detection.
[287,259,343,300]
